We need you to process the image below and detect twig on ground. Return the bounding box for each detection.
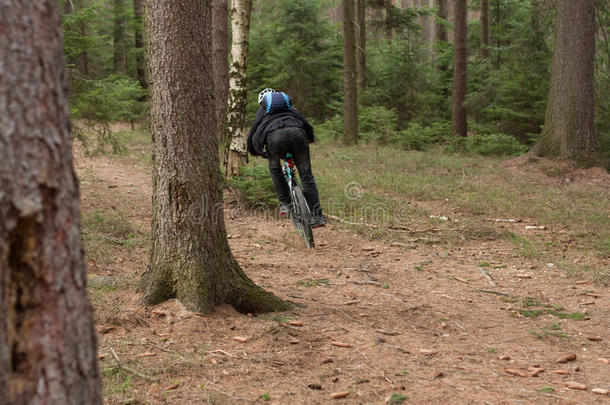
[349,280,382,286]
[475,289,509,296]
[108,346,156,381]
[479,269,497,287]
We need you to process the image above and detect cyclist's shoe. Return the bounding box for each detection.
[313,214,327,228]
[279,204,291,216]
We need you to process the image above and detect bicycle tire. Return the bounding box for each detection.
[292,186,315,248]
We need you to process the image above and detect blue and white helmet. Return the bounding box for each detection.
[258,88,275,104]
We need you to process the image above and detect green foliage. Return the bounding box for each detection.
[464,133,529,156]
[392,121,450,151]
[70,74,146,153]
[227,165,279,208]
[466,0,552,143]
[248,0,342,120]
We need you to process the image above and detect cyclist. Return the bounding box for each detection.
[247,88,326,227]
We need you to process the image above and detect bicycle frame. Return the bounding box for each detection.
[282,153,314,248]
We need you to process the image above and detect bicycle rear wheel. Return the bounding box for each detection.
[291,186,315,248]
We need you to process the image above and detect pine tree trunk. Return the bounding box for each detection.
[133,0,148,90]
[480,0,490,59]
[451,0,467,137]
[113,0,128,75]
[0,2,102,403]
[139,0,289,314]
[435,0,448,42]
[225,0,253,179]
[357,0,367,90]
[343,0,359,144]
[532,0,597,159]
[435,0,448,70]
[213,0,230,144]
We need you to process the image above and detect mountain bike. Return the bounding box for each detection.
[282,153,315,248]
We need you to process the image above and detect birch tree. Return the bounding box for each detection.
[225,0,253,178]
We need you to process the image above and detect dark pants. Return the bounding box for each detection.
[265,127,322,216]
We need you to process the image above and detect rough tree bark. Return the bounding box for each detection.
[451,0,467,137]
[139,0,289,314]
[532,0,597,159]
[480,0,491,59]
[213,0,230,144]
[0,1,102,403]
[133,0,148,90]
[113,0,128,74]
[225,0,253,179]
[343,0,359,144]
[357,0,367,90]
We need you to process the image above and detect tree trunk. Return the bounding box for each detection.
[225,0,253,179]
[0,2,102,403]
[357,0,367,90]
[480,0,490,59]
[140,0,289,314]
[213,0,230,144]
[113,0,128,75]
[451,0,467,137]
[532,0,597,159]
[343,0,359,144]
[133,0,148,90]
[435,0,448,42]
[435,0,448,70]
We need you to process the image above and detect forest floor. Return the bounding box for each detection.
[75,128,609,404]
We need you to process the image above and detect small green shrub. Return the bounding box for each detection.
[227,165,278,208]
[392,121,450,151]
[71,74,147,154]
[465,133,528,156]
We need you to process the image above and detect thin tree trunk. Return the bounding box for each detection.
[133,0,148,90]
[532,0,597,159]
[435,0,448,42]
[451,0,467,137]
[140,0,289,314]
[343,0,359,144]
[357,0,367,90]
[0,1,102,403]
[225,0,253,179]
[435,0,448,70]
[113,0,128,74]
[480,0,490,59]
[213,0,230,144]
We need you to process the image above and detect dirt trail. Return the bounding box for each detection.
[75,148,609,404]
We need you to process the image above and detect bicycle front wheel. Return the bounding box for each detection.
[292,186,315,248]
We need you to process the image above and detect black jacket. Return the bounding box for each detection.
[247,105,315,157]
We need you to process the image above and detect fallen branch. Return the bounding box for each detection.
[475,289,509,296]
[479,269,497,287]
[108,347,156,381]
